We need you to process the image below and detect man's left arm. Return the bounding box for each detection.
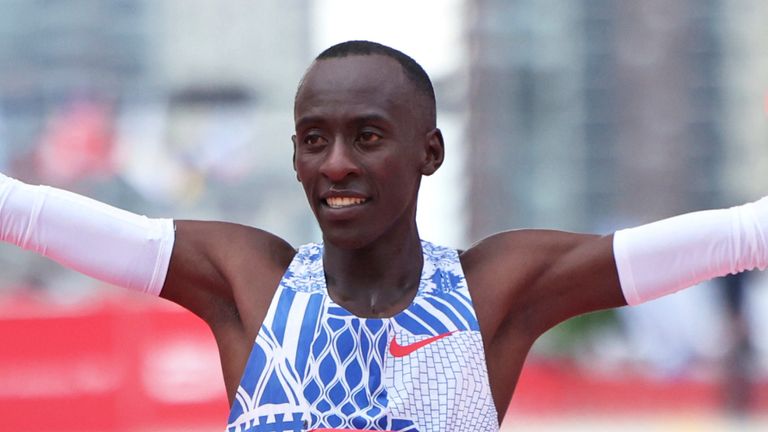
[494,196,768,336]
[613,196,768,306]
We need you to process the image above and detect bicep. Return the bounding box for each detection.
[466,230,626,338]
[160,220,234,318]
[529,232,626,327]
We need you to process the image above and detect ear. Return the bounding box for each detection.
[291,135,301,182]
[420,128,445,176]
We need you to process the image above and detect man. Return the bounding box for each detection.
[1,41,766,431]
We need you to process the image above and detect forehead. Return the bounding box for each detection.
[294,55,416,125]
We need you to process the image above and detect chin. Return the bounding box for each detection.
[321,227,380,250]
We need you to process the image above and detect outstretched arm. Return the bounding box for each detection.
[0,173,295,324]
[0,172,174,294]
[467,196,768,342]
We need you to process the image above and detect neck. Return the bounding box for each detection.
[322,225,423,318]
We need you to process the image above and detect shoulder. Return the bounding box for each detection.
[163,220,297,327]
[460,229,586,275]
[175,219,296,268]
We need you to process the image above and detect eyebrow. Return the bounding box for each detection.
[352,113,393,131]
[295,112,393,130]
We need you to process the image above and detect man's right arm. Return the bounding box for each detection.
[0,172,174,295]
[0,173,294,327]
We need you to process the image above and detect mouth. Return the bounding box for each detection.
[324,196,369,209]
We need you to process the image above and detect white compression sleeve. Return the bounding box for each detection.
[614,197,768,306]
[0,173,175,295]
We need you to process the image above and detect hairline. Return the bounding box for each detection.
[295,42,437,129]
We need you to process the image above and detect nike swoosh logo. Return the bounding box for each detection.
[389,331,457,358]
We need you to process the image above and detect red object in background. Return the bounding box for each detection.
[0,292,228,432]
[34,101,116,184]
[510,358,768,417]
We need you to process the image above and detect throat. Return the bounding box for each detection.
[321,233,424,318]
[327,278,420,318]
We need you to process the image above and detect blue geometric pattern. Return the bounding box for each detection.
[226,240,499,432]
[303,312,392,429]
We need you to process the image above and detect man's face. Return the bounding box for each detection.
[293,54,441,249]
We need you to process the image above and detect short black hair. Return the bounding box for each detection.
[317,40,435,104]
[299,40,437,128]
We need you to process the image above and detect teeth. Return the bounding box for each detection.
[326,197,366,208]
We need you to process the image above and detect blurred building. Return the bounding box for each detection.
[464,0,766,239]
[141,0,314,243]
[720,1,768,202]
[465,1,588,234]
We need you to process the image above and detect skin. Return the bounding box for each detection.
[160,54,627,425]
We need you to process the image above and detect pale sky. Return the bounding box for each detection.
[311,0,464,80]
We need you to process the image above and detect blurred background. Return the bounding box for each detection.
[0,0,767,430]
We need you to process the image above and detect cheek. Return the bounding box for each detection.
[378,160,421,196]
[293,163,315,195]
[294,155,315,178]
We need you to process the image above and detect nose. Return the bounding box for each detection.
[319,139,360,182]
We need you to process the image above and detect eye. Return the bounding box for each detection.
[302,133,327,147]
[358,131,382,145]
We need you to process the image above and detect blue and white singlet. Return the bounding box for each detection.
[226,240,499,432]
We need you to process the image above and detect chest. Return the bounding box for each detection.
[227,289,499,431]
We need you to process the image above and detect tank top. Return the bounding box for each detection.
[226,240,499,432]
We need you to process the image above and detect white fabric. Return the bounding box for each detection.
[0,173,175,295]
[614,197,768,305]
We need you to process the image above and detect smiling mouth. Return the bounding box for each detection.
[325,196,368,208]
